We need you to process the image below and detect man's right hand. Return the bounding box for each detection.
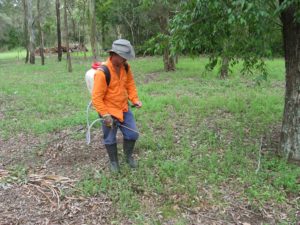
[103,114,113,127]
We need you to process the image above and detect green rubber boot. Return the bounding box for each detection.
[123,139,138,168]
[105,144,120,173]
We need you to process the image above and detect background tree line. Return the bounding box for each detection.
[0,0,283,61]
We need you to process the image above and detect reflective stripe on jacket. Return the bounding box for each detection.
[92,58,139,122]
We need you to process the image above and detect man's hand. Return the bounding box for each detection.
[134,101,142,109]
[103,114,113,127]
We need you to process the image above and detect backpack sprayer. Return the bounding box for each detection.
[84,62,139,145]
[85,62,102,145]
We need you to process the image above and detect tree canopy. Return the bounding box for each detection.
[170,0,282,77]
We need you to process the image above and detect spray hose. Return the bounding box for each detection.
[86,101,140,145]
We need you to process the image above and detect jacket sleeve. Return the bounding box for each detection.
[125,66,139,104]
[92,70,109,116]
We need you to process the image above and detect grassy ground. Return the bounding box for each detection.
[0,51,299,224]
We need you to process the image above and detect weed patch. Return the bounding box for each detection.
[0,54,299,224]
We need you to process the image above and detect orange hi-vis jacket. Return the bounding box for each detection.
[92,58,139,122]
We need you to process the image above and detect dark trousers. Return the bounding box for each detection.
[102,110,139,145]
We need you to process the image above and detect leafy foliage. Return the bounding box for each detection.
[0,1,24,50]
[170,0,282,75]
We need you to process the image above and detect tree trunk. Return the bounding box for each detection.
[25,49,29,64]
[83,21,87,60]
[37,0,45,65]
[22,0,29,64]
[220,40,229,79]
[101,20,105,51]
[64,0,72,72]
[130,25,134,46]
[56,0,62,61]
[220,56,229,79]
[279,1,300,160]
[83,0,87,60]
[158,9,176,72]
[163,47,175,72]
[116,25,122,39]
[27,0,35,64]
[89,0,97,61]
[121,14,135,45]
[71,17,76,41]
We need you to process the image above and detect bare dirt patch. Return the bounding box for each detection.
[143,72,160,84]
[0,127,129,224]
[0,185,113,225]
[0,126,127,177]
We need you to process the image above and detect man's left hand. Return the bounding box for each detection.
[134,101,142,108]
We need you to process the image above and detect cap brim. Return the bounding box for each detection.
[108,50,134,60]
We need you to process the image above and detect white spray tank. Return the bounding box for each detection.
[85,68,97,94]
[85,62,102,94]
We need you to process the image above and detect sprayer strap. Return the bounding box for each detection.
[98,65,111,86]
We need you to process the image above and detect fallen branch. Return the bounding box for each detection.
[1,169,77,208]
[27,183,57,206]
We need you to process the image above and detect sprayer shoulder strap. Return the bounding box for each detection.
[98,65,111,86]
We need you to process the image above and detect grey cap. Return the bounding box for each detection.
[109,39,135,60]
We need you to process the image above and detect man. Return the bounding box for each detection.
[92,39,142,173]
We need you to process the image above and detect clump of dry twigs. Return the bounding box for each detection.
[0,169,77,208]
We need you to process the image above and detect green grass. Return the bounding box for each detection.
[2,164,29,185]
[1,51,299,224]
[0,48,26,60]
